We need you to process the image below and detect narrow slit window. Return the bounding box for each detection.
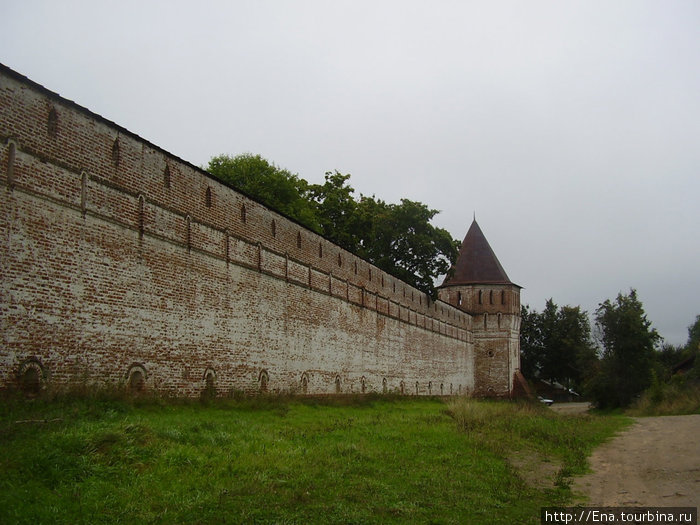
[47,107,58,137]
[111,138,120,167]
[163,164,171,188]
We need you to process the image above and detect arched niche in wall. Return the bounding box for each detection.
[203,368,217,398]
[259,369,269,393]
[17,357,47,395]
[126,363,147,394]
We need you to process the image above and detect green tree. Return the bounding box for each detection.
[307,171,360,252]
[519,300,596,392]
[557,305,598,389]
[677,315,700,382]
[354,197,458,298]
[520,304,544,380]
[207,153,320,231]
[206,153,459,298]
[655,343,686,379]
[588,289,661,408]
[686,315,700,354]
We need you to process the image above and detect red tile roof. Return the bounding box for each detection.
[441,220,516,287]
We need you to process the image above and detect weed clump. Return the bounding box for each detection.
[628,378,700,416]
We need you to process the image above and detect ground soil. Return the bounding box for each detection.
[571,413,700,508]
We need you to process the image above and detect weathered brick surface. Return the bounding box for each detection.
[438,283,521,396]
[0,65,518,397]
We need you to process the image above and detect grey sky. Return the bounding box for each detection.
[2,1,698,345]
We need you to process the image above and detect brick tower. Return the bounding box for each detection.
[438,220,521,396]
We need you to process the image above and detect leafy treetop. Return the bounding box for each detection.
[206,154,458,298]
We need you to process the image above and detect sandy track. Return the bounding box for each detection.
[572,414,700,507]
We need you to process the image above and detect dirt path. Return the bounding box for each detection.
[572,414,700,507]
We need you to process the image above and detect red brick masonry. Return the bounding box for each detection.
[1,64,517,397]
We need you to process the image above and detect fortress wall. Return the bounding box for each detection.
[439,284,521,396]
[0,66,474,395]
[470,317,520,396]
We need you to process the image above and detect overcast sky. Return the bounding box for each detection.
[2,1,698,345]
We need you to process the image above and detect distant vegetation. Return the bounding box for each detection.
[522,291,699,412]
[207,153,459,297]
[0,395,628,524]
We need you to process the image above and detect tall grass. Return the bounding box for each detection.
[447,398,630,480]
[628,379,700,416]
[0,394,628,524]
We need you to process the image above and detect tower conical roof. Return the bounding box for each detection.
[441,220,516,287]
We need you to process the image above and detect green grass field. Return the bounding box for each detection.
[0,394,629,524]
